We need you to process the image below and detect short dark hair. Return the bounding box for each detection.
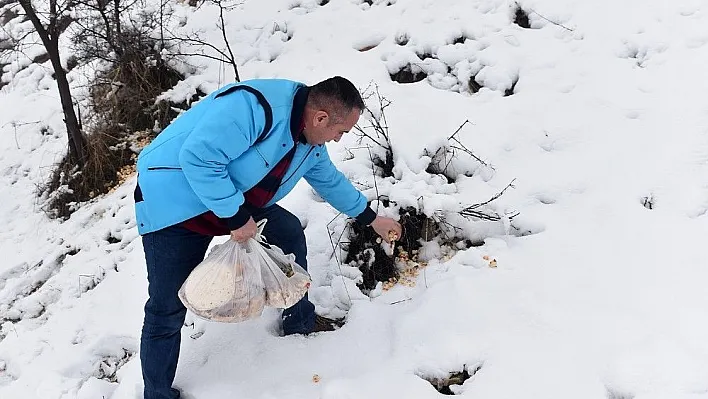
[308,76,365,120]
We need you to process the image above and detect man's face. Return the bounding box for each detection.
[306,107,360,145]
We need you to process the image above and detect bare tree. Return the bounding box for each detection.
[17,0,87,165]
[71,0,159,64]
[163,0,241,81]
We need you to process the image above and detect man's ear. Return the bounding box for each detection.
[313,110,329,127]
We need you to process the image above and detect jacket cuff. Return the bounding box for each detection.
[225,206,252,231]
[355,206,377,226]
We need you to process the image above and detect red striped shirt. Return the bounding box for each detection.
[181,122,304,236]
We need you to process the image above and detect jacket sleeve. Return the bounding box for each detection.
[304,148,372,221]
[178,91,261,227]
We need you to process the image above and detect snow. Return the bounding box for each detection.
[2,0,708,398]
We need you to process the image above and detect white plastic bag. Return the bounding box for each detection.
[255,238,311,308]
[178,219,311,322]
[178,240,266,323]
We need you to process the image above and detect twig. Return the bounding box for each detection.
[345,145,382,211]
[460,179,519,220]
[326,213,353,307]
[442,119,491,168]
[465,179,516,210]
[441,149,455,175]
[449,144,490,167]
[3,120,42,149]
[447,119,473,141]
[432,213,461,241]
[524,4,574,32]
[366,146,380,211]
[351,181,374,191]
[353,82,393,156]
[161,16,239,79]
[214,0,239,81]
[13,123,19,149]
[327,212,347,260]
[352,124,389,152]
[459,209,519,222]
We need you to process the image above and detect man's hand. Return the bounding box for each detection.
[370,216,402,243]
[230,217,257,242]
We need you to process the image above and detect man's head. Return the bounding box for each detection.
[302,76,364,145]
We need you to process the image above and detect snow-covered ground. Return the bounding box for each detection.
[2,0,708,398]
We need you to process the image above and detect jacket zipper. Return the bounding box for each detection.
[147,166,182,170]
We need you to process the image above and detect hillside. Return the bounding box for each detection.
[1,1,708,398]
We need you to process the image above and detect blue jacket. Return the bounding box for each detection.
[134,79,370,235]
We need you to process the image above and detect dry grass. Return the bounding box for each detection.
[43,124,133,219]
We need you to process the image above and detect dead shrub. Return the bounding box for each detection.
[43,123,134,219]
[89,41,186,134]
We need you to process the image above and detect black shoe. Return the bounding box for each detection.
[311,315,345,333]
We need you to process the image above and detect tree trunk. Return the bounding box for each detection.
[49,40,86,165]
[19,0,87,165]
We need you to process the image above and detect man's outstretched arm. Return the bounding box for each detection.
[304,151,401,241]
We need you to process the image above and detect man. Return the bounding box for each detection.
[134,76,402,399]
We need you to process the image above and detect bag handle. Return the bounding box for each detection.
[255,218,269,246]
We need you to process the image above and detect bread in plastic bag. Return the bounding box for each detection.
[255,239,311,308]
[178,240,266,323]
[178,218,311,322]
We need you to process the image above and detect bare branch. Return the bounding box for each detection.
[449,144,489,167]
[528,8,574,32]
[161,34,231,60]
[19,0,53,47]
[465,179,516,210]
[214,0,238,80]
[117,0,142,12]
[154,0,240,81]
[113,0,121,37]
[169,51,234,65]
[352,123,388,151]
[326,212,348,262]
[352,83,395,178]
[447,119,472,140]
[460,179,519,221]
[443,119,490,168]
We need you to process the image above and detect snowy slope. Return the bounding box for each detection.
[2,0,708,398]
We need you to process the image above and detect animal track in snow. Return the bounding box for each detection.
[535,192,558,205]
[0,248,79,337]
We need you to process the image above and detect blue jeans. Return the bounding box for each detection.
[140,205,315,399]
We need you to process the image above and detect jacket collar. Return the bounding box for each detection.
[290,86,310,144]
